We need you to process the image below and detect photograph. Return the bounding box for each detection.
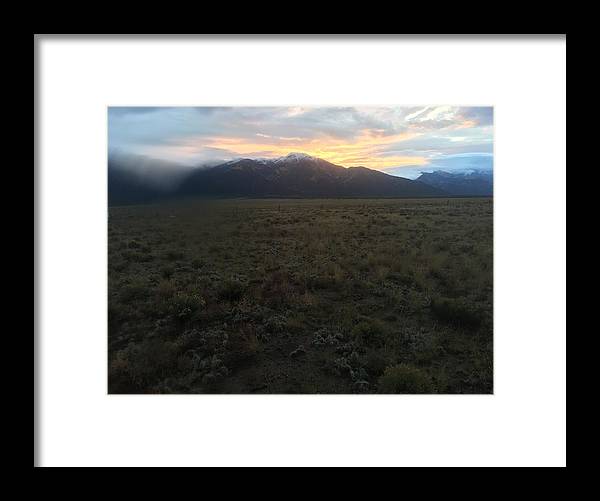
[107,106,494,394]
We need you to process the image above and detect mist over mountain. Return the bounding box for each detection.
[108,152,196,205]
[107,152,468,205]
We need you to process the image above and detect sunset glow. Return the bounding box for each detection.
[109,106,493,178]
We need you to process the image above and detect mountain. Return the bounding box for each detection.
[176,153,444,199]
[416,170,493,196]
[108,152,446,205]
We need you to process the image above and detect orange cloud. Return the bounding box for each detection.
[169,128,427,170]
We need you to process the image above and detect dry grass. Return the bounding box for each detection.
[108,198,493,393]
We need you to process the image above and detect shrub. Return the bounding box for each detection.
[312,328,344,346]
[261,271,293,307]
[332,351,365,382]
[109,339,179,392]
[191,258,204,269]
[121,249,153,263]
[351,319,387,346]
[164,250,185,261]
[176,327,228,355]
[362,350,392,378]
[263,314,288,335]
[218,279,246,302]
[161,265,175,279]
[225,330,260,368]
[378,364,433,393]
[305,272,336,291]
[156,279,176,299]
[430,296,483,328]
[120,280,147,303]
[170,292,205,320]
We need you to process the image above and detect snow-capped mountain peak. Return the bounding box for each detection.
[274,152,318,163]
[223,153,318,166]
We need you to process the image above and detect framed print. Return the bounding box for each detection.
[35,34,566,467]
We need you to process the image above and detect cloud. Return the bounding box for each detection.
[384,152,493,179]
[109,107,172,116]
[459,107,494,126]
[108,106,493,171]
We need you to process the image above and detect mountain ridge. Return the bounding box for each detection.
[416,170,493,196]
[177,154,445,200]
[107,153,479,205]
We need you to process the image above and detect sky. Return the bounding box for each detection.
[108,106,493,179]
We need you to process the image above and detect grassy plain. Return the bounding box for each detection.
[108,198,493,393]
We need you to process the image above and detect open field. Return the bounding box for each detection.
[108,198,493,394]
